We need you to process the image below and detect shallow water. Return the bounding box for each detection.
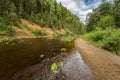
[0,38,94,80]
[61,50,94,80]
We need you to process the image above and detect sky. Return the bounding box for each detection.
[56,0,104,23]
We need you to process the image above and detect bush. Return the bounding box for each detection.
[0,22,14,36]
[83,29,120,55]
[0,27,14,36]
[102,30,120,55]
[83,30,109,42]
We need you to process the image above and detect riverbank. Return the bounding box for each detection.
[75,38,120,80]
[0,19,69,39]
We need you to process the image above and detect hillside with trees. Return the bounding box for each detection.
[83,0,120,55]
[0,0,84,37]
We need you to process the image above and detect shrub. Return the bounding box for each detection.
[83,30,109,42]
[83,29,120,55]
[0,22,14,36]
[101,30,120,55]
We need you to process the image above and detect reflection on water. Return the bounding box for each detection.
[62,50,94,80]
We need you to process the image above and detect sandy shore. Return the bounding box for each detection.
[75,38,120,80]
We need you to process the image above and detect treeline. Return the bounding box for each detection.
[0,0,84,35]
[84,0,120,55]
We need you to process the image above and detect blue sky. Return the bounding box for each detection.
[56,0,103,23]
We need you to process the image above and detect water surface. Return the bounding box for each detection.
[0,38,94,80]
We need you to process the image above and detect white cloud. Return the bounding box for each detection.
[56,0,103,23]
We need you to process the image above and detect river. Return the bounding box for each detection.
[0,38,94,80]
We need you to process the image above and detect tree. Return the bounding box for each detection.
[86,2,113,31]
[113,0,120,27]
[97,15,115,29]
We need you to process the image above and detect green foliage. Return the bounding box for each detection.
[85,0,120,56]
[83,30,108,42]
[52,32,59,38]
[60,48,67,52]
[86,1,120,31]
[0,17,14,36]
[97,16,115,29]
[4,12,19,25]
[83,29,120,55]
[86,2,112,31]
[51,62,63,73]
[0,0,84,36]
[60,36,75,42]
[0,22,14,36]
[102,30,120,55]
[0,38,16,46]
[51,62,58,73]
[113,0,120,27]
[31,29,46,36]
[19,24,32,30]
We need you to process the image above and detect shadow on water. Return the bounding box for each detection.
[0,38,94,80]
